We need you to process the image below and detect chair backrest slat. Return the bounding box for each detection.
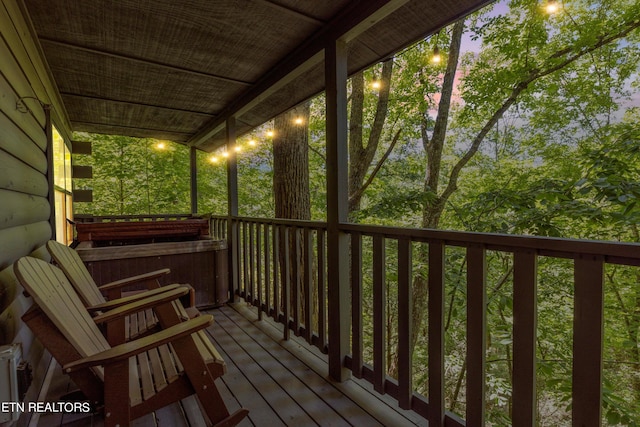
[15,257,110,361]
[47,240,106,306]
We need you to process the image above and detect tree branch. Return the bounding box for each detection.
[348,128,402,206]
[438,16,640,208]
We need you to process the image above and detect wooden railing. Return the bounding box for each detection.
[214,215,640,426]
[74,213,193,222]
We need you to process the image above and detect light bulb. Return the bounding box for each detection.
[431,46,441,64]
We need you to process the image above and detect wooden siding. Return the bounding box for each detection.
[0,0,69,425]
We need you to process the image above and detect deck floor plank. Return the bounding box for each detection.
[216,307,388,426]
[37,304,422,426]
[212,311,344,426]
[212,308,373,427]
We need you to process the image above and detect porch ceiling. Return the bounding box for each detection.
[23,0,493,152]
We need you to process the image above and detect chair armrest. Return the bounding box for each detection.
[63,314,213,373]
[86,284,183,312]
[92,287,188,324]
[98,268,171,292]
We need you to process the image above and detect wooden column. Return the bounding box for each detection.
[467,245,487,426]
[428,241,445,426]
[513,251,537,427]
[325,38,350,382]
[190,146,198,215]
[226,117,240,301]
[572,255,604,426]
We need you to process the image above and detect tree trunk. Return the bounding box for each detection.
[348,59,395,218]
[273,102,311,325]
[273,103,311,221]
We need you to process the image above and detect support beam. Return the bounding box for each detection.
[325,38,350,382]
[190,146,198,214]
[226,117,240,301]
[188,0,411,148]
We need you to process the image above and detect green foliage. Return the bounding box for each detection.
[72,0,640,424]
[73,134,190,215]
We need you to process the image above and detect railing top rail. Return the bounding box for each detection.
[74,214,193,222]
[207,215,640,263]
[214,215,328,230]
[340,223,640,263]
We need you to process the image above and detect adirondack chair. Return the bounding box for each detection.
[47,240,196,344]
[15,256,248,427]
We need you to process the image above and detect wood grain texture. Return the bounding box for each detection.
[0,149,48,196]
[0,190,50,229]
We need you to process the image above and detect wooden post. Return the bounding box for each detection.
[373,234,386,394]
[513,251,537,427]
[351,231,363,379]
[190,146,198,215]
[325,38,350,382]
[467,245,487,426]
[573,255,604,426]
[428,241,445,425]
[397,237,413,409]
[226,117,239,301]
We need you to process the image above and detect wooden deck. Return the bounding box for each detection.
[35,304,423,427]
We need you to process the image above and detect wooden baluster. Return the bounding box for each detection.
[283,227,291,340]
[292,227,301,336]
[513,251,537,427]
[304,228,314,343]
[428,241,445,426]
[256,223,263,320]
[351,231,363,378]
[249,222,255,305]
[273,224,280,321]
[264,224,271,319]
[318,229,327,351]
[397,237,413,409]
[572,255,604,426]
[467,245,486,426]
[373,234,386,394]
[242,221,249,299]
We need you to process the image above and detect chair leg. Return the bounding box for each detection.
[104,360,131,427]
[170,335,249,425]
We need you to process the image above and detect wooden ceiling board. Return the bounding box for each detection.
[24,0,328,82]
[71,122,193,143]
[41,41,245,114]
[355,0,493,61]
[258,0,348,22]
[61,95,213,134]
[21,0,495,149]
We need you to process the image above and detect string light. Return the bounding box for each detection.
[431,31,442,64]
[209,156,218,163]
[155,142,166,150]
[266,130,274,138]
[545,0,559,14]
[371,80,381,89]
[222,151,229,158]
[248,139,257,146]
[431,46,442,64]
[294,117,304,125]
[235,146,242,153]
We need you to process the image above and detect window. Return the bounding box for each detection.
[53,126,73,244]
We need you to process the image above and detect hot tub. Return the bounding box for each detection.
[74,218,229,308]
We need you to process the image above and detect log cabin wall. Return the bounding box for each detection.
[0,0,70,424]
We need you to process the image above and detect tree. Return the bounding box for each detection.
[273,103,311,221]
